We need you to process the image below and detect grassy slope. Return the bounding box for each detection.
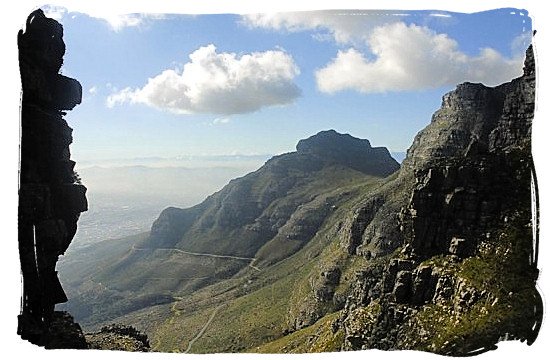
[251,311,344,353]
[58,232,149,287]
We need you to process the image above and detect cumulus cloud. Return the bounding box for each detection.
[242,10,401,45]
[316,22,524,93]
[107,44,300,115]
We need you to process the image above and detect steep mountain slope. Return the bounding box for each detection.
[59,130,399,328]
[145,129,398,258]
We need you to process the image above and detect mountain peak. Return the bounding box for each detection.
[295,130,399,177]
[296,130,371,154]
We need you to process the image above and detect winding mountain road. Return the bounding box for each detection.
[132,245,261,271]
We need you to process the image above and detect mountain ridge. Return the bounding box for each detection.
[144,129,399,257]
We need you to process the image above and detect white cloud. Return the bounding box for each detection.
[107,44,300,115]
[212,117,231,125]
[88,86,98,95]
[40,4,163,31]
[242,10,400,45]
[106,87,134,108]
[100,13,144,31]
[95,13,166,31]
[511,32,533,57]
[41,5,67,21]
[244,12,523,94]
[316,22,523,94]
[429,13,453,18]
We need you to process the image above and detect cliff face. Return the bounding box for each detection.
[336,45,540,355]
[18,10,88,348]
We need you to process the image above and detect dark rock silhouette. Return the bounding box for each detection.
[17,9,87,347]
[41,311,88,349]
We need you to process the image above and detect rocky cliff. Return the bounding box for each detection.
[18,9,87,348]
[333,45,540,355]
[245,45,539,356]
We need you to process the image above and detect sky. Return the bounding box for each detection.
[39,5,532,162]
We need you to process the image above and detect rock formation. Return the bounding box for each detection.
[296,129,400,177]
[18,9,87,347]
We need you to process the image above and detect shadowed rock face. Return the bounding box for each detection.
[18,9,87,347]
[338,45,540,354]
[401,45,535,260]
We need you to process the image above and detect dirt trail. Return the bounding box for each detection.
[184,305,223,353]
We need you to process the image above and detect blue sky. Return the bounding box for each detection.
[44,6,531,161]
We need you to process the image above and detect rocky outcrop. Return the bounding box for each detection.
[86,324,150,351]
[41,311,88,349]
[489,45,535,151]
[335,174,412,263]
[17,10,87,346]
[402,152,531,259]
[400,46,535,260]
[341,195,385,255]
